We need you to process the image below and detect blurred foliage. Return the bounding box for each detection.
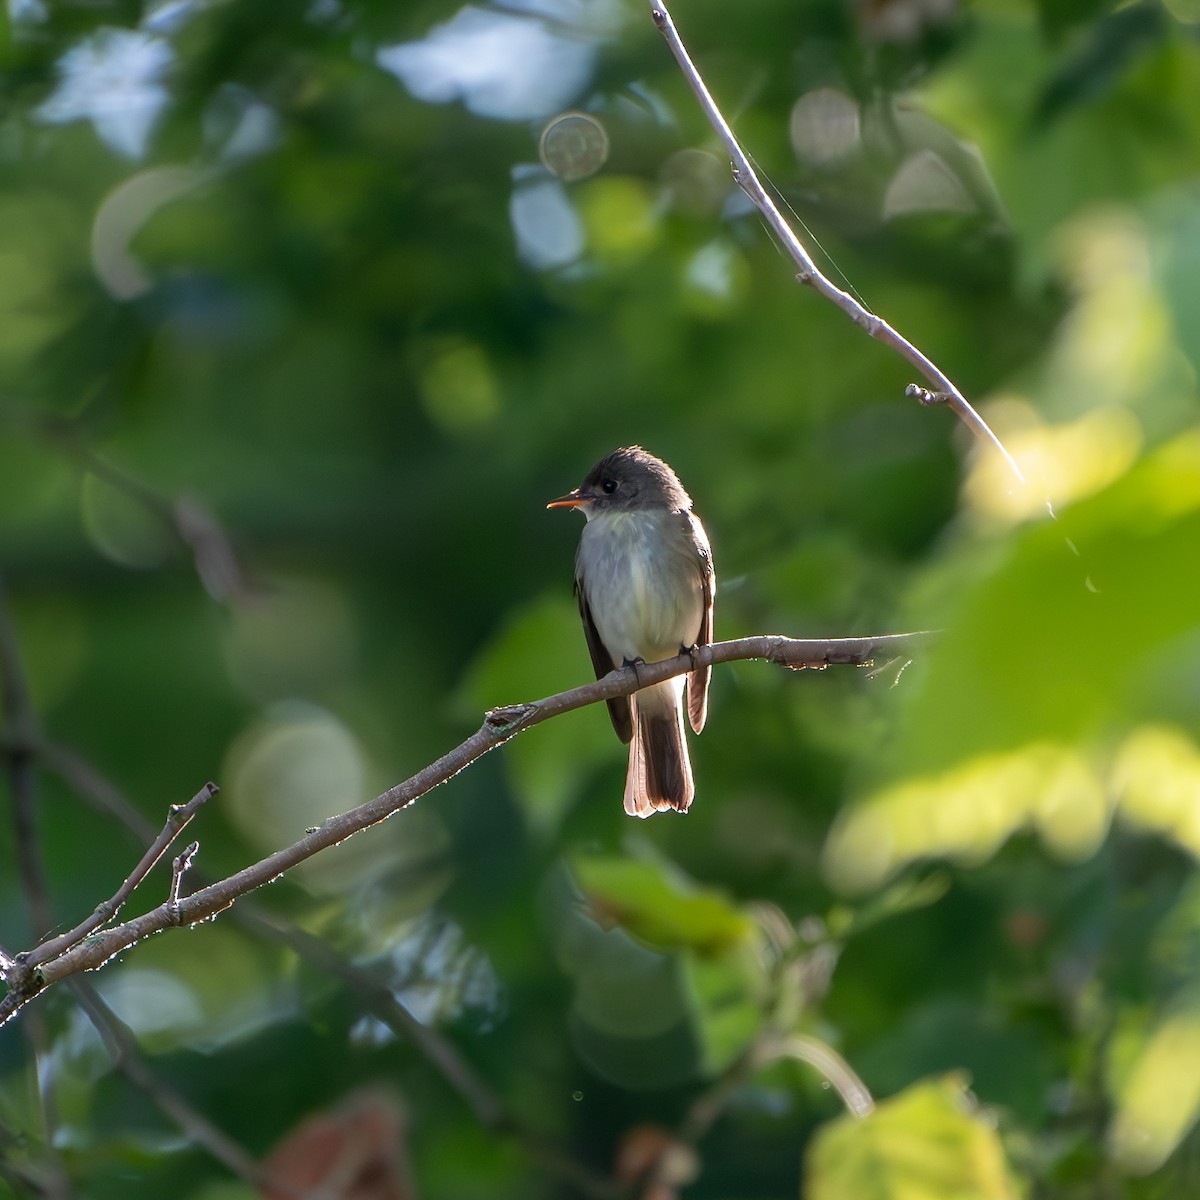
[1,0,1200,1196]
[807,1074,1020,1200]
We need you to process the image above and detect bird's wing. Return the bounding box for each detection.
[576,578,633,744]
[684,512,714,734]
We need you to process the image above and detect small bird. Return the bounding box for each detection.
[548,446,714,816]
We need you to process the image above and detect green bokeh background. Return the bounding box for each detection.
[2,0,1200,1196]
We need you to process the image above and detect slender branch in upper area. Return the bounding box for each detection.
[647,1,1025,487]
[0,630,927,1026]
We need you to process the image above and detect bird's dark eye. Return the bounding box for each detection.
[602,478,619,494]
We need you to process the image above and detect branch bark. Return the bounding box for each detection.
[22,785,216,970]
[1,630,926,1026]
[648,0,1026,487]
[3,684,622,1197]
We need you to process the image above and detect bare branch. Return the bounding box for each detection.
[22,787,216,970]
[2,580,619,1200]
[168,840,200,909]
[15,726,618,1194]
[648,1,1025,487]
[1,630,925,1026]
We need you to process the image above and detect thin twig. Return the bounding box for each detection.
[23,733,617,1194]
[768,1033,874,1118]
[1,574,213,968]
[28,749,618,1199]
[0,630,926,1026]
[2,582,905,1196]
[641,1029,873,1190]
[0,594,613,1199]
[677,1042,760,1146]
[23,788,216,970]
[638,918,874,1195]
[647,1,1025,487]
[167,841,200,916]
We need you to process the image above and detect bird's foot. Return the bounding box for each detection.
[621,656,647,686]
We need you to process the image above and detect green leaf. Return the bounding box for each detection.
[681,945,766,1075]
[895,431,1200,773]
[806,1075,1022,1200]
[571,852,754,954]
[825,433,1200,891]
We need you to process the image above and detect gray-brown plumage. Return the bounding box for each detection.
[548,446,714,816]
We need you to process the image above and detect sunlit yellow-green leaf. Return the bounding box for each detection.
[807,1075,1023,1200]
[824,742,1107,894]
[1109,989,1200,1175]
[890,431,1200,776]
[1113,725,1200,859]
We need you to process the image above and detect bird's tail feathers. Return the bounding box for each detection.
[624,681,694,818]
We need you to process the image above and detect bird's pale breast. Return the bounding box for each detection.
[578,510,704,665]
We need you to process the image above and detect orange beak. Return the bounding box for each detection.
[546,486,594,509]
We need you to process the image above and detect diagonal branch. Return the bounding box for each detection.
[0,630,926,1026]
[35,750,619,1197]
[647,0,1025,487]
[1,633,619,1198]
[22,786,217,970]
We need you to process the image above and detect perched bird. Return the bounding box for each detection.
[548,446,714,816]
